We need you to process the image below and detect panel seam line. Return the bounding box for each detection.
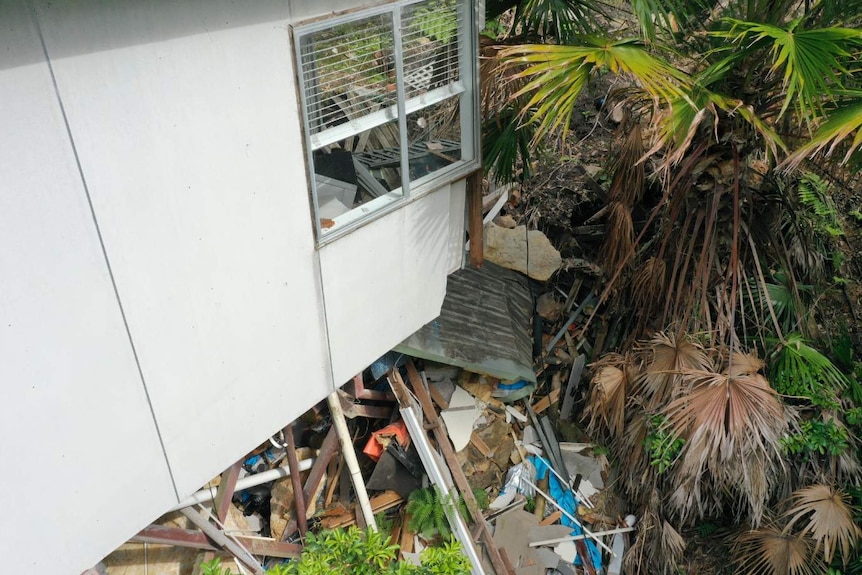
[27,1,181,501]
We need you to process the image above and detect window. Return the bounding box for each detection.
[294,0,477,238]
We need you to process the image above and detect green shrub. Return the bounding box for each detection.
[200,526,470,575]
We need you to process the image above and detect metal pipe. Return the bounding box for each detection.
[170,458,314,512]
[522,478,614,555]
[529,526,635,547]
[400,404,486,575]
[180,508,263,574]
[327,391,377,532]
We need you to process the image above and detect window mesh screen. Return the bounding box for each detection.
[299,13,397,137]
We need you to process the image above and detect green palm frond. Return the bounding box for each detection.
[515,0,605,42]
[769,333,850,407]
[482,106,535,182]
[782,93,862,170]
[714,20,862,123]
[628,0,712,40]
[502,38,692,142]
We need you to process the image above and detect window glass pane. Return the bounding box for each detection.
[299,13,396,141]
[400,0,461,100]
[407,95,461,184]
[314,118,404,234]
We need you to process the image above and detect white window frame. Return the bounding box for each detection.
[293,0,480,244]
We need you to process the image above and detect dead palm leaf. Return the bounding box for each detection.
[725,351,765,377]
[732,525,822,575]
[632,331,711,410]
[783,484,861,564]
[663,371,790,523]
[586,353,637,440]
[598,201,635,277]
[632,256,667,325]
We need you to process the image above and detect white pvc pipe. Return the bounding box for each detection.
[401,405,486,575]
[529,526,635,547]
[327,391,378,532]
[171,458,314,512]
[522,478,614,555]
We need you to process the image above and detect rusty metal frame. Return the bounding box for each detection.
[347,373,396,401]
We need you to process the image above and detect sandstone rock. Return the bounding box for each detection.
[492,214,518,229]
[484,223,562,281]
[536,292,563,321]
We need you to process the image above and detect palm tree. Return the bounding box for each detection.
[485,0,862,348]
[482,0,862,572]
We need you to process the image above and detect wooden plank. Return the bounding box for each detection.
[468,170,484,267]
[530,388,561,415]
[214,461,242,524]
[539,510,562,526]
[428,383,450,410]
[283,423,308,537]
[470,432,493,458]
[282,426,339,541]
[400,517,415,554]
[402,361,514,575]
[319,491,403,530]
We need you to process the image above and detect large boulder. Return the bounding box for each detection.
[483,223,562,281]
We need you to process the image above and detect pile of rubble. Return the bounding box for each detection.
[102,345,633,575]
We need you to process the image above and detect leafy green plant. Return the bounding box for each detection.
[418,537,471,575]
[781,418,850,457]
[201,558,234,575]
[798,173,843,238]
[770,334,849,409]
[406,487,449,539]
[644,414,685,474]
[405,486,487,539]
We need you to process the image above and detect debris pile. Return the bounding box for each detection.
[98,253,636,575]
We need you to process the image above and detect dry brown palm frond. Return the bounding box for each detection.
[585,361,630,441]
[782,484,862,564]
[663,371,790,524]
[631,331,711,410]
[599,201,635,278]
[624,490,686,575]
[732,525,821,575]
[725,351,765,377]
[480,39,526,116]
[608,124,646,207]
[618,410,655,503]
[585,353,637,445]
[632,256,667,324]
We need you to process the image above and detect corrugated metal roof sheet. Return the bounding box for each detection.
[395,261,536,383]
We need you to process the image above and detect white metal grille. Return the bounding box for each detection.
[296,1,464,152]
[401,0,462,98]
[299,13,397,138]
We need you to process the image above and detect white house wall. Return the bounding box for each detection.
[0,1,179,573]
[34,0,336,498]
[319,185,457,384]
[1,1,467,573]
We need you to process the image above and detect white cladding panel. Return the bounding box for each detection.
[448,179,467,273]
[35,0,334,497]
[319,187,453,384]
[0,2,178,573]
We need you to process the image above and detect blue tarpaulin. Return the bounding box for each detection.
[531,456,603,571]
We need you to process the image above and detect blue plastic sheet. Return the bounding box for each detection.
[531,455,603,571]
